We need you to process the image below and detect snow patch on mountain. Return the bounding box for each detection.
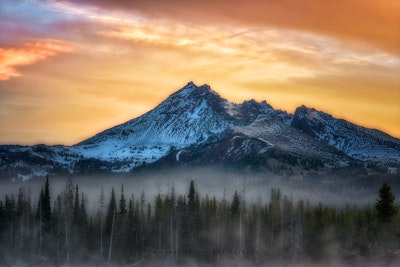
[291,106,400,163]
[233,115,346,162]
[176,150,183,162]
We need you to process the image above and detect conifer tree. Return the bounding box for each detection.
[105,188,116,262]
[73,184,80,228]
[119,185,127,217]
[98,187,105,258]
[106,188,116,235]
[53,195,63,258]
[185,181,201,251]
[188,181,196,211]
[154,194,164,251]
[63,177,75,263]
[79,192,88,240]
[376,182,396,223]
[231,190,240,218]
[116,185,128,261]
[42,176,51,233]
[267,188,282,254]
[126,198,137,260]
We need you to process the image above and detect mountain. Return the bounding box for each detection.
[1,82,399,180]
[291,105,400,163]
[75,82,236,162]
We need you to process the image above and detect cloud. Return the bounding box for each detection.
[0,0,81,46]
[58,0,400,54]
[0,39,75,80]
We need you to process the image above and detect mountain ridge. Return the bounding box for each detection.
[1,81,399,180]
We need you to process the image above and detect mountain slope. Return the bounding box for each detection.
[291,106,400,163]
[74,82,237,165]
[0,82,399,180]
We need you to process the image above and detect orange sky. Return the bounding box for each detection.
[0,0,399,145]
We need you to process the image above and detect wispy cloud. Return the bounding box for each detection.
[58,0,400,54]
[0,39,75,80]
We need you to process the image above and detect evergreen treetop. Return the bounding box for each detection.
[375,182,397,223]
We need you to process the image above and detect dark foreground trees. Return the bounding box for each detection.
[0,179,399,266]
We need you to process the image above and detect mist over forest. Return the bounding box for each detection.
[2,167,399,210]
[0,167,399,266]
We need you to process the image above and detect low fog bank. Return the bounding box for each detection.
[1,166,398,211]
[0,167,398,211]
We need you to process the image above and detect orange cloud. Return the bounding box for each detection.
[61,0,400,54]
[0,39,75,80]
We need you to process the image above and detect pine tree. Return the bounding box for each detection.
[37,189,44,255]
[98,187,106,258]
[16,188,25,256]
[140,191,146,259]
[71,184,82,259]
[79,192,88,240]
[119,185,127,217]
[106,188,116,236]
[185,181,201,251]
[154,194,164,251]
[169,183,176,258]
[42,176,51,233]
[105,188,116,262]
[116,185,128,261]
[376,182,396,223]
[63,177,75,263]
[231,190,240,218]
[35,178,52,256]
[126,198,137,261]
[268,188,282,254]
[53,195,63,260]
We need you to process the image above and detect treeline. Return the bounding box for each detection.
[0,178,399,266]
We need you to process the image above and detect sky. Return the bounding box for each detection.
[0,0,399,145]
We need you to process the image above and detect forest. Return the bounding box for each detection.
[0,177,399,266]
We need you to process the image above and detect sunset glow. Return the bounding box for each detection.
[1,0,399,145]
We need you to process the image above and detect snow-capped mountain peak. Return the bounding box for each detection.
[171,81,220,99]
[73,82,236,165]
[1,81,399,180]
